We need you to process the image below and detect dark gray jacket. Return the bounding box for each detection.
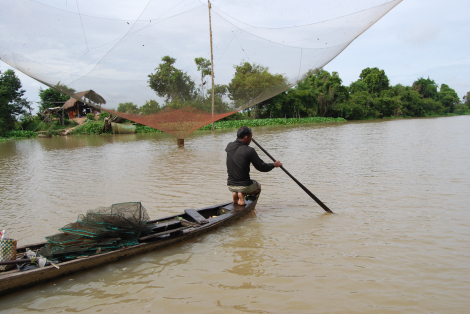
[226,139,274,186]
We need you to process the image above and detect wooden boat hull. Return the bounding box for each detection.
[0,193,259,296]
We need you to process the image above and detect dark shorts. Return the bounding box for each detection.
[228,180,260,194]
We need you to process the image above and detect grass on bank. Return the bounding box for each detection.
[0,130,38,142]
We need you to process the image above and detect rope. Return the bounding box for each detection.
[32,115,48,132]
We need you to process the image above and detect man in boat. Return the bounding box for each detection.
[226,126,282,206]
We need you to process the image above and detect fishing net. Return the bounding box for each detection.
[0,0,401,138]
[40,202,153,260]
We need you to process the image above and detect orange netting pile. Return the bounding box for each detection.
[104,107,235,139]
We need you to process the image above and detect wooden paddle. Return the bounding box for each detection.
[251,138,334,214]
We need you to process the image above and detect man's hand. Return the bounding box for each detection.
[273,160,282,168]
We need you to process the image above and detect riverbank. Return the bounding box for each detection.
[45,116,347,136]
[79,117,347,135]
[2,113,468,140]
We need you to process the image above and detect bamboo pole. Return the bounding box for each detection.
[251,138,334,214]
[208,0,215,132]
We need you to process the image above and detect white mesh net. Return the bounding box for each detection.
[0,0,402,138]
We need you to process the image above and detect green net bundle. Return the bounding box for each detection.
[40,202,152,260]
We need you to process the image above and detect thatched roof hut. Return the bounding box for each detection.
[63,90,106,118]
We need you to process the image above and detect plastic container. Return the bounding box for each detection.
[38,257,47,268]
[0,230,10,241]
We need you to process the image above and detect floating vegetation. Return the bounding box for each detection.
[135,125,162,133]
[199,117,346,130]
[0,131,38,142]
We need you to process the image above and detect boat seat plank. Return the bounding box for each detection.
[152,219,181,231]
[184,209,209,224]
[139,226,187,242]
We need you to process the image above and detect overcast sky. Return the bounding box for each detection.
[1,0,469,113]
[324,0,470,98]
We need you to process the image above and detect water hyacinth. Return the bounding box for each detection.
[199,117,346,130]
[0,130,38,141]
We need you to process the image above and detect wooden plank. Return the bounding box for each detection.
[146,202,231,224]
[184,209,209,224]
[138,226,187,242]
[152,219,181,231]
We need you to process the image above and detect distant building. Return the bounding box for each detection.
[63,90,106,118]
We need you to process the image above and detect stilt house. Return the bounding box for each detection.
[63,90,106,118]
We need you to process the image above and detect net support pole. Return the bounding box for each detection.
[208,0,215,132]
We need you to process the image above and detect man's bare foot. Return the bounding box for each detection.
[237,192,245,206]
[232,192,239,204]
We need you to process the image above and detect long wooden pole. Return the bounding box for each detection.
[251,138,334,214]
[208,0,215,132]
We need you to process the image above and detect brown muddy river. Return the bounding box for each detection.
[0,116,469,313]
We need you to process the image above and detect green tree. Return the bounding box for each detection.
[227,62,288,114]
[38,86,71,112]
[148,56,196,104]
[335,91,375,119]
[464,92,470,106]
[439,84,460,113]
[420,98,444,115]
[349,80,368,94]
[310,70,349,116]
[412,77,439,101]
[198,84,231,113]
[53,82,76,96]
[261,69,348,119]
[194,57,211,99]
[139,100,162,115]
[374,89,402,117]
[117,102,138,114]
[358,67,390,95]
[393,84,425,117]
[0,69,30,135]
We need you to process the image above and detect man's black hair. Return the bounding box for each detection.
[237,126,252,139]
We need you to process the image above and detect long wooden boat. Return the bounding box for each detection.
[0,192,260,296]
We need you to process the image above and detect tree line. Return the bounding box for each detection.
[257,68,468,120]
[117,56,469,120]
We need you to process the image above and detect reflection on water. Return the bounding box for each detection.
[0,116,469,313]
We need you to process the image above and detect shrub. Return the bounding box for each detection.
[454,104,470,115]
[135,125,161,133]
[99,111,110,121]
[86,113,96,122]
[72,121,105,135]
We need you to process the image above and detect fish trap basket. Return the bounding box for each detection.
[40,202,152,260]
[0,239,17,271]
